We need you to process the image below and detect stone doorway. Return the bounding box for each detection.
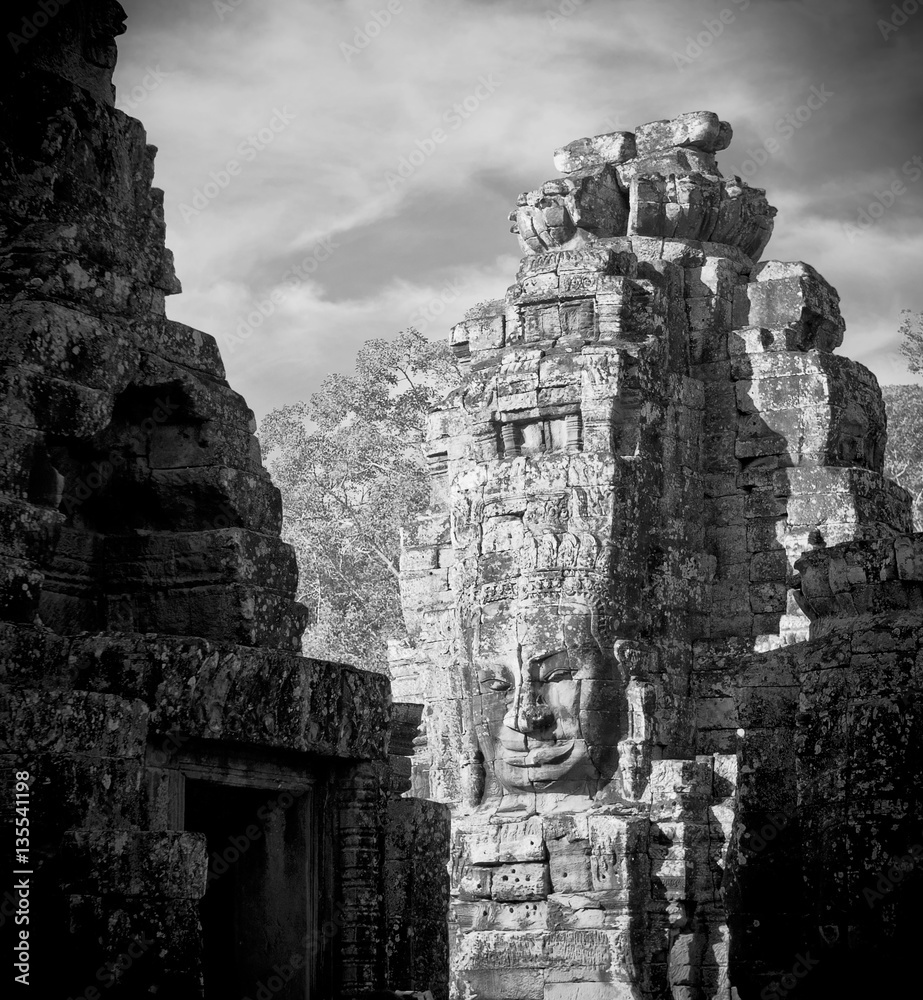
[160,741,328,999]
[186,781,312,999]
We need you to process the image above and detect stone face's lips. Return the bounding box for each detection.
[502,741,575,768]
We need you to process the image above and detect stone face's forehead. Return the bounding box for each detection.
[474,602,607,658]
[476,602,563,650]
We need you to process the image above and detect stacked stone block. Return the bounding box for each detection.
[0,3,447,996]
[397,110,923,999]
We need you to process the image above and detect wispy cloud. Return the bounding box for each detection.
[114,0,923,420]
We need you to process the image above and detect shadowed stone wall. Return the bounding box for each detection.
[0,3,447,997]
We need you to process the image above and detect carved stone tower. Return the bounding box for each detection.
[395,112,923,999]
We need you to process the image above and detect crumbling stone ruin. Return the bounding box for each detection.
[4,1,923,996]
[393,110,923,998]
[0,2,447,997]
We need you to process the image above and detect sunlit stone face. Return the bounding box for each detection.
[470,600,623,799]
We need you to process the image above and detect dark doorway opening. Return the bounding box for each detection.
[185,780,313,1000]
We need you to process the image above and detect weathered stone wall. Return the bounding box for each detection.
[0,3,447,996]
[386,797,451,999]
[396,111,923,999]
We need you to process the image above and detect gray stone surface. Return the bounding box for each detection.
[0,3,447,996]
[397,112,923,999]
[510,113,775,262]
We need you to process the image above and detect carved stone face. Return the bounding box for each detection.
[471,600,623,799]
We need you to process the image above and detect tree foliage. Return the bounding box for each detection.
[258,331,461,672]
[259,312,923,672]
[898,309,923,377]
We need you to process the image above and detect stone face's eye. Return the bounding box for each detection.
[479,672,511,693]
[542,668,574,683]
[537,652,572,683]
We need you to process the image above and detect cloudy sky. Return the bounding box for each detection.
[113,0,923,422]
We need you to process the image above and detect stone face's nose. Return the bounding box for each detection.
[506,680,555,735]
